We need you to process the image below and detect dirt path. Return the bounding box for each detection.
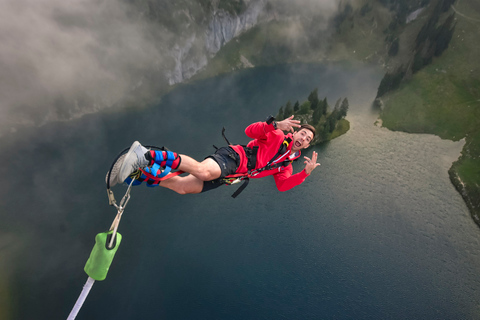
[451,1,480,23]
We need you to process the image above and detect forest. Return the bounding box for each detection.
[276,89,349,145]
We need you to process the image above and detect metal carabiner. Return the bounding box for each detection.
[116,178,135,210]
[108,178,136,249]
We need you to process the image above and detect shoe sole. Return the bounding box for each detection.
[118,141,142,182]
[106,154,127,187]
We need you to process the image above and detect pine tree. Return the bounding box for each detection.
[294,101,300,112]
[321,97,328,115]
[308,88,319,110]
[334,98,341,112]
[322,122,331,140]
[327,113,337,132]
[284,101,293,117]
[277,107,284,121]
[340,98,349,119]
[312,105,322,125]
[299,101,311,114]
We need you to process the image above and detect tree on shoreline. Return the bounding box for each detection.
[276,89,350,144]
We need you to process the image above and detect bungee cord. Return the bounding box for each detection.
[67,178,134,320]
[67,144,184,319]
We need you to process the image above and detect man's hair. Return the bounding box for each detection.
[300,124,316,138]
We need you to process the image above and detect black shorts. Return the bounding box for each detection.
[202,146,240,193]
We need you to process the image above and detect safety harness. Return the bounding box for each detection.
[223,137,298,198]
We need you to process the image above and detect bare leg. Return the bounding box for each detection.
[156,156,221,195]
[159,174,204,194]
[176,155,222,182]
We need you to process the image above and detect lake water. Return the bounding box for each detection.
[1,63,479,319]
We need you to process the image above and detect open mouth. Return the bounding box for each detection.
[295,141,302,148]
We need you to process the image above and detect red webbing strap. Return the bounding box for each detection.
[224,173,250,179]
[140,169,185,182]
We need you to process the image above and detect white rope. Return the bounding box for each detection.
[67,179,135,319]
[67,277,95,320]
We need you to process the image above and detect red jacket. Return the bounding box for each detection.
[230,121,309,192]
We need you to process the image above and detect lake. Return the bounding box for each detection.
[1,63,478,319]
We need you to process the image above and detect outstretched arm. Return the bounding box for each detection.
[273,152,320,192]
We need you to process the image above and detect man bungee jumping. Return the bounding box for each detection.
[108,115,320,197]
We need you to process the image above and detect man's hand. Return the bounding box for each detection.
[276,115,301,132]
[304,151,320,175]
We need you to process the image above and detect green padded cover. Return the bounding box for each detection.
[84,231,122,281]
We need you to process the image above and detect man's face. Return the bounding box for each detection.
[292,128,313,152]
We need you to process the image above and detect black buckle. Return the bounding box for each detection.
[245,146,258,170]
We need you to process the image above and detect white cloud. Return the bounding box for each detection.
[0,0,169,132]
[0,0,341,135]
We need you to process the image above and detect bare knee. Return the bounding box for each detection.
[194,159,221,181]
[177,155,221,181]
[195,167,218,181]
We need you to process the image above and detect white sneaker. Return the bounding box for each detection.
[106,154,126,187]
[118,141,149,183]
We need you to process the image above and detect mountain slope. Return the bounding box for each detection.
[379,0,480,224]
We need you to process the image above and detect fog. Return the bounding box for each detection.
[0,0,172,134]
[0,0,347,139]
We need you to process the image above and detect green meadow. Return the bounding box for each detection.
[380,0,480,221]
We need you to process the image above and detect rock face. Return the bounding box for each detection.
[166,0,267,84]
[206,0,266,55]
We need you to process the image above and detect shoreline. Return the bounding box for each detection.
[449,159,480,227]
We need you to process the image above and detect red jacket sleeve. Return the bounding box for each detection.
[245,121,276,140]
[273,166,309,192]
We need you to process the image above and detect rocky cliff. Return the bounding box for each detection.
[166,0,267,84]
